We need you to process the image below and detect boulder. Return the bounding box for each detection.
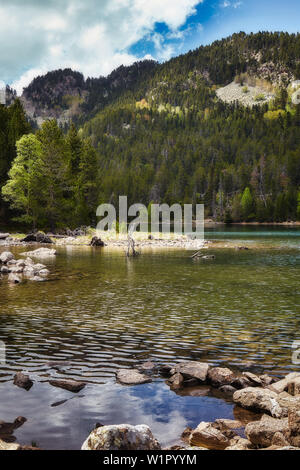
[214,419,243,431]
[189,422,231,450]
[233,387,283,418]
[171,362,209,383]
[0,251,14,264]
[0,233,9,240]
[231,376,252,389]
[287,377,300,396]
[49,379,86,393]
[8,273,22,284]
[167,372,184,390]
[268,372,300,394]
[242,372,262,386]
[276,393,300,416]
[225,437,252,450]
[82,424,161,450]
[260,375,276,387]
[13,372,33,391]
[0,440,20,451]
[90,237,105,247]
[21,232,53,244]
[288,407,300,447]
[116,369,152,385]
[207,367,235,387]
[245,415,289,448]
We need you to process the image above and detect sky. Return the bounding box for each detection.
[0,0,299,94]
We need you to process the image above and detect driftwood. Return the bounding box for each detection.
[190,250,202,259]
[126,224,140,257]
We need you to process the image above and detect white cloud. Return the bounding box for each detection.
[0,0,202,94]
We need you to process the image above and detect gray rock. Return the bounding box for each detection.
[0,251,14,264]
[82,424,161,450]
[116,369,152,385]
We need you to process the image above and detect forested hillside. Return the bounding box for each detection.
[1,31,300,229]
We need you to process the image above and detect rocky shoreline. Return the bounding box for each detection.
[1,360,300,451]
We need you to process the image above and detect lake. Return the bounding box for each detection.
[0,226,299,449]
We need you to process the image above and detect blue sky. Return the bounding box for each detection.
[0,0,299,94]
[131,0,300,59]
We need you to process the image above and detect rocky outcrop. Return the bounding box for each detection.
[82,424,161,450]
[116,369,152,385]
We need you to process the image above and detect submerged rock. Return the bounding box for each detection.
[49,379,86,393]
[82,424,161,450]
[21,248,56,258]
[13,372,33,391]
[116,369,152,385]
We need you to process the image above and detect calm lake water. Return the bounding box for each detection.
[0,226,299,449]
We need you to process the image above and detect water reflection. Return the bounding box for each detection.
[0,228,299,448]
